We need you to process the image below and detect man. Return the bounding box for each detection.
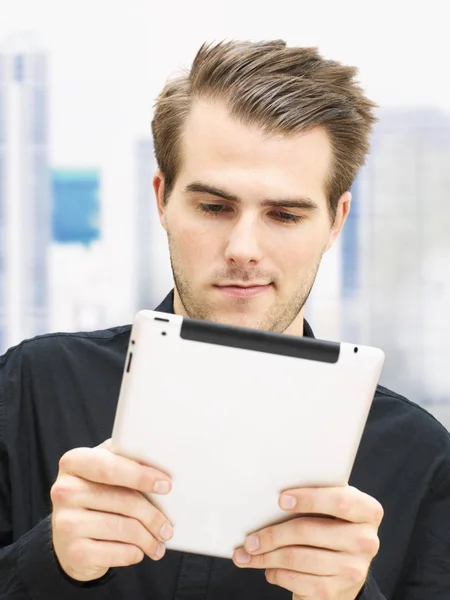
[0,40,449,600]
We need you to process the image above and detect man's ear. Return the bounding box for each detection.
[153,170,167,231]
[324,191,351,253]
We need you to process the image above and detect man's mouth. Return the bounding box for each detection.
[214,283,273,298]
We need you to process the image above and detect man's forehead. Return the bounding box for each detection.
[179,100,333,198]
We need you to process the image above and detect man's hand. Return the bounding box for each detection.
[51,439,174,583]
[232,485,383,600]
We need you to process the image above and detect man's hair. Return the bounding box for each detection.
[151,40,377,218]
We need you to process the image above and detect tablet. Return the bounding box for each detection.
[111,310,384,559]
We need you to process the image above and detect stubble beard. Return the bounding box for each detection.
[168,241,321,333]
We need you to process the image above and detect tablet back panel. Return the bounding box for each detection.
[111,310,384,558]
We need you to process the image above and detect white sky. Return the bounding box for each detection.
[1,0,449,324]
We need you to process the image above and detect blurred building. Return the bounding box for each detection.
[134,138,172,311]
[305,238,343,342]
[0,34,51,353]
[339,181,361,342]
[343,108,450,405]
[49,242,108,333]
[135,139,155,310]
[49,168,104,334]
[51,169,100,246]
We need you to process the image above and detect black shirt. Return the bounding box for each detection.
[1,291,450,599]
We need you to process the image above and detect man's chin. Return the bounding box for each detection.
[208,310,266,330]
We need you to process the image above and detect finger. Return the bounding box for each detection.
[233,544,342,575]
[67,538,146,573]
[279,486,384,525]
[58,447,172,494]
[52,476,173,542]
[56,508,166,561]
[244,518,379,557]
[265,568,336,597]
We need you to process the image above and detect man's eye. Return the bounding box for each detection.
[271,211,304,224]
[198,203,230,215]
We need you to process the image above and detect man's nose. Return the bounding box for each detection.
[223,214,263,267]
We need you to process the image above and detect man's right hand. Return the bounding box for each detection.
[50,439,173,583]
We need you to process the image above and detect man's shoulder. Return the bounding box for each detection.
[0,324,132,371]
[374,383,448,431]
[370,383,450,461]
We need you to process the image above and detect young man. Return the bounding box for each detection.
[0,40,449,600]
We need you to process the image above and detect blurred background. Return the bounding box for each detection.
[0,0,449,427]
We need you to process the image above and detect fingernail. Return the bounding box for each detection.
[153,480,171,494]
[155,543,165,559]
[235,548,251,564]
[159,522,173,541]
[245,535,259,552]
[280,494,297,509]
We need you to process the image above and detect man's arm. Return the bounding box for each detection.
[0,341,173,599]
[356,572,386,599]
[358,456,450,599]
[389,458,450,599]
[0,515,116,600]
[0,439,115,599]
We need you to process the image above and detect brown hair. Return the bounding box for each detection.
[151,40,377,219]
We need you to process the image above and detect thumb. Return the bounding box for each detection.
[97,438,112,450]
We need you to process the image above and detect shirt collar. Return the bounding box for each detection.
[154,290,315,339]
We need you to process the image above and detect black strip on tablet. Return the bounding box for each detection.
[180,319,340,363]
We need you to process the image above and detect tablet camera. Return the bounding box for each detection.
[161,331,167,336]
[354,347,358,354]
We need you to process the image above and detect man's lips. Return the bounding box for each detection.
[214,283,273,297]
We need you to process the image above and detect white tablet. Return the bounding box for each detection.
[111,310,384,559]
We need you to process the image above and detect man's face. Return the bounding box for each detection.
[154,100,350,334]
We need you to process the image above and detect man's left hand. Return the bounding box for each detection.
[232,485,383,599]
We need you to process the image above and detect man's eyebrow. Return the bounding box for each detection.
[184,181,319,211]
[184,182,238,202]
[261,198,319,211]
